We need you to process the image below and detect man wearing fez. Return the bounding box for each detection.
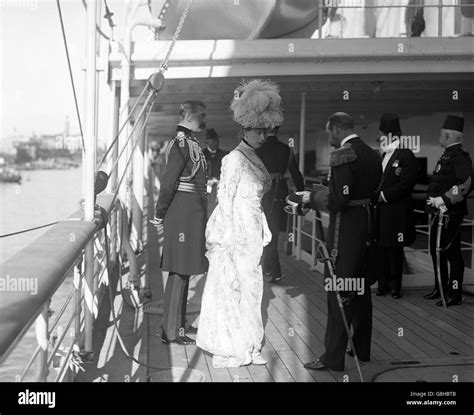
[152,100,208,345]
[425,115,472,307]
[375,114,417,299]
[203,128,228,216]
[256,126,305,284]
[298,113,382,371]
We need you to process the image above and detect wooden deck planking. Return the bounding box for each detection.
[201,351,234,382]
[374,293,468,358]
[276,262,396,362]
[247,360,275,382]
[184,345,212,382]
[403,292,474,330]
[280,254,414,360]
[259,340,295,382]
[227,365,254,383]
[263,300,321,381]
[394,296,474,352]
[371,299,439,359]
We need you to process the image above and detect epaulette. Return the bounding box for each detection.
[329,144,357,167]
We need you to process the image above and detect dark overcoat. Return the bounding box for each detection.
[377,148,417,247]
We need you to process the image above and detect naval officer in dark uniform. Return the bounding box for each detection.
[256,126,305,283]
[375,114,417,299]
[203,128,228,217]
[425,115,472,307]
[299,113,382,371]
[152,100,208,345]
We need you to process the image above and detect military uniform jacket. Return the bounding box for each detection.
[202,148,228,179]
[155,125,208,275]
[257,135,305,230]
[427,143,472,217]
[256,135,305,200]
[377,148,417,247]
[310,137,382,279]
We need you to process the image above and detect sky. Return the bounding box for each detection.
[0,0,125,141]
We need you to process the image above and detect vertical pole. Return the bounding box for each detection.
[108,81,120,193]
[84,0,98,356]
[118,26,132,215]
[34,303,49,382]
[131,110,145,251]
[84,0,97,222]
[296,92,306,260]
[108,81,120,263]
[73,260,83,351]
[312,212,317,265]
[438,0,443,37]
[318,0,323,40]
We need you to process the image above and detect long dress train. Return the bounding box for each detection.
[196,141,272,368]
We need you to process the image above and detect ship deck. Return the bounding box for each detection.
[74,203,474,383]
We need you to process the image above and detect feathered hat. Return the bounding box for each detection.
[230,79,283,129]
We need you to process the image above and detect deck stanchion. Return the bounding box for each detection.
[34,303,49,382]
[73,259,83,352]
[108,81,120,264]
[131,111,145,252]
[296,92,306,260]
[84,241,95,355]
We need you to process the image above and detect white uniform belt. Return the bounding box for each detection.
[176,182,207,193]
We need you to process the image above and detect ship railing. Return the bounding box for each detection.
[315,0,474,39]
[290,196,474,277]
[0,154,152,382]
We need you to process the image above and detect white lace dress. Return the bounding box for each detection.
[196,141,272,368]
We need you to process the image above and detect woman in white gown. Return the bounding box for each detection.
[197,79,284,368]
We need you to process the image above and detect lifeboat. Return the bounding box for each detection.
[150,0,322,40]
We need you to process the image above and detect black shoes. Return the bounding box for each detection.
[376,287,387,296]
[346,349,370,362]
[376,288,401,299]
[436,297,462,307]
[424,289,440,300]
[161,334,196,345]
[304,359,328,371]
[186,326,198,335]
[391,290,401,299]
[265,272,283,284]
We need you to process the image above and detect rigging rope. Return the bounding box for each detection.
[56,0,85,151]
[97,84,148,170]
[159,0,193,73]
[0,222,59,239]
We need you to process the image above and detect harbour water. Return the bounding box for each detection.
[0,168,82,381]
